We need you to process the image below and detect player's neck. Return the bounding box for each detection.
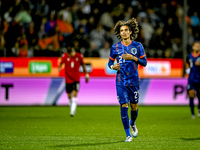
[193,51,200,56]
[122,39,132,46]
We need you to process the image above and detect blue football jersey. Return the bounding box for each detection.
[186,52,200,83]
[108,40,146,86]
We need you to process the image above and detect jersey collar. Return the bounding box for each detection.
[192,52,200,58]
[121,40,132,46]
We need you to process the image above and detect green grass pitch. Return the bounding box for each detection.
[0,106,200,150]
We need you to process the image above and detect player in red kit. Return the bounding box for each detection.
[58,46,89,117]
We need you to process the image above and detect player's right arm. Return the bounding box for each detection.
[58,53,65,72]
[185,54,191,75]
[108,45,120,70]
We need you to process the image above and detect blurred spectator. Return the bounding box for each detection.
[0,0,200,58]
[190,11,200,35]
[124,6,133,21]
[16,33,29,57]
[73,24,89,50]
[86,16,96,33]
[99,41,110,58]
[140,18,154,48]
[99,10,114,31]
[45,10,56,34]
[0,34,6,57]
[89,23,105,49]
[147,8,160,28]
[58,5,72,23]
[26,22,37,48]
[163,17,182,39]
[187,27,194,49]
[38,21,47,40]
[32,0,49,32]
[15,5,32,33]
[56,14,74,38]
[9,0,22,18]
[80,0,91,18]
[159,2,168,23]
[190,11,199,27]
[4,21,22,56]
[84,41,100,57]
[149,27,165,58]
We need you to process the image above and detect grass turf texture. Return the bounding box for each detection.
[0,106,200,150]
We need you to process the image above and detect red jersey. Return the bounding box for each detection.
[60,52,84,83]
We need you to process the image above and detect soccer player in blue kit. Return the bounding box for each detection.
[186,42,200,119]
[108,18,147,142]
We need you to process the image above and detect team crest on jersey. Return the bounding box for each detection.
[131,48,137,55]
[76,58,78,61]
[67,58,70,61]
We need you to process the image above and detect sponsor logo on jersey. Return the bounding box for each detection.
[0,62,14,73]
[29,62,51,73]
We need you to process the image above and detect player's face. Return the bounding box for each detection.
[193,42,200,52]
[70,48,76,57]
[120,25,132,40]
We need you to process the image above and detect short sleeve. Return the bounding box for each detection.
[60,53,66,64]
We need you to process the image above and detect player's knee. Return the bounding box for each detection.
[67,93,72,99]
[121,103,128,107]
[188,90,195,98]
[130,103,138,111]
[73,91,78,97]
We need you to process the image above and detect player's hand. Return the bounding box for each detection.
[112,63,120,70]
[122,51,134,60]
[195,58,200,66]
[85,73,89,83]
[58,67,61,72]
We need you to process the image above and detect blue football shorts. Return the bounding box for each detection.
[116,85,140,105]
[187,81,200,93]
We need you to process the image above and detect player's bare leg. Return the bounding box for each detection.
[189,90,195,119]
[130,103,138,137]
[70,90,78,117]
[67,93,72,108]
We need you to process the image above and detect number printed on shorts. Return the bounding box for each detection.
[134,90,139,99]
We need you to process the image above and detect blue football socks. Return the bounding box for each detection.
[120,107,131,137]
[130,109,138,126]
[189,98,194,115]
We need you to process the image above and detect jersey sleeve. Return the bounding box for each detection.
[138,43,146,59]
[108,45,117,68]
[79,53,84,65]
[137,43,147,67]
[60,53,66,64]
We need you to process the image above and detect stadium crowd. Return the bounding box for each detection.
[0,0,200,58]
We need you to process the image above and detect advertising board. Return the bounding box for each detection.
[0,57,183,78]
[0,78,197,106]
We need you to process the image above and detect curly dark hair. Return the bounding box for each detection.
[114,18,139,40]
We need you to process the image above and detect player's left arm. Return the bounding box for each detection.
[80,54,89,83]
